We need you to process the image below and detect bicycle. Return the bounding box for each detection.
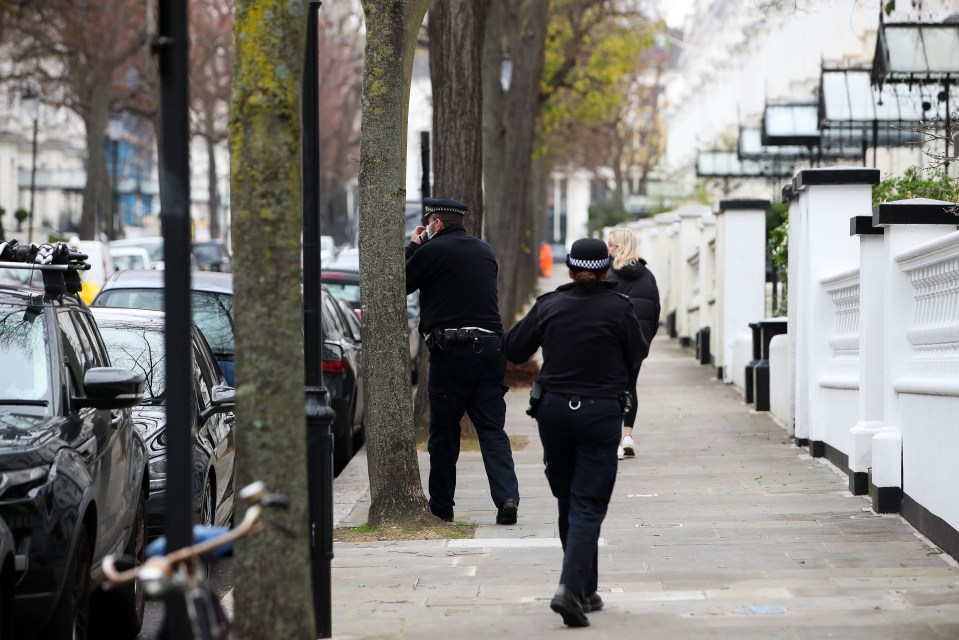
[102,481,290,640]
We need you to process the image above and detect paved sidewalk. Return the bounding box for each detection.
[330,338,959,639]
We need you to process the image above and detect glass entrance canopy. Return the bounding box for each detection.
[696,150,794,179]
[872,22,959,84]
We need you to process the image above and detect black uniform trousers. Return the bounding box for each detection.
[536,392,621,601]
[427,337,519,520]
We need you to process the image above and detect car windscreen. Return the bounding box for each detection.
[0,302,52,414]
[94,289,235,355]
[322,282,361,309]
[193,243,224,263]
[98,325,166,403]
[114,253,146,270]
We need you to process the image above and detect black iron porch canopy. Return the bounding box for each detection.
[871,19,959,161]
[872,20,959,86]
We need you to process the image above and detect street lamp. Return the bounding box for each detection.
[21,89,39,244]
[107,114,123,240]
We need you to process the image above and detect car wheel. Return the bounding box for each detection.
[91,489,146,639]
[200,479,216,576]
[200,479,215,527]
[42,527,91,640]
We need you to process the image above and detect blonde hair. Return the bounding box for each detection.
[608,228,641,270]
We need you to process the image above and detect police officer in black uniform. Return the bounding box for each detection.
[406,197,520,525]
[503,238,645,627]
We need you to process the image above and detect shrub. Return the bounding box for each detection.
[872,167,959,205]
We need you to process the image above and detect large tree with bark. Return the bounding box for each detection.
[482,0,550,326]
[190,0,233,241]
[358,0,433,526]
[229,1,315,637]
[318,5,365,244]
[3,0,148,240]
[411,0,488,433]
[483,0,655,322]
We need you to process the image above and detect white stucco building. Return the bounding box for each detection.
[662,0,959,196]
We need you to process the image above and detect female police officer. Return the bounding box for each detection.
[503,238,645,627]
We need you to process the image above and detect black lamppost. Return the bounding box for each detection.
[21,89,39,244]
[302,1,336,637]
[107,114,123,240]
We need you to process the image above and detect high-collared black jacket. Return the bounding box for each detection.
[502,281,645,398]
[406,224,503,335]
[607,259,660,357]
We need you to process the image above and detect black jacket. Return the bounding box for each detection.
[502,282,645,398]
[406,224,503,335]
[607,259,660,350]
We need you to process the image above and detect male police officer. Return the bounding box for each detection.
[406,197,520,525]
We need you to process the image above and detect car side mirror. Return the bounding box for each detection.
[74,368,145,410]
[200,385,236,422]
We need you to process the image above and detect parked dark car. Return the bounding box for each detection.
[321,285,365,475]
[192,240,232,273]
[321,266,422,384]
[91,269,235,386]
[0,258,148,639]
[0,516,13,640]
[91,307,238,539]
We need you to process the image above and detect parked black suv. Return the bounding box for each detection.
[0,240,148,640]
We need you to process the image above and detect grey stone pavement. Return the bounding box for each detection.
[328,281,959,639]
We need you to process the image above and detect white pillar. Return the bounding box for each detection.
[677,206,707,346]
[698,215,717,362]
[871,198,958,512]
[714,199,769,383]
[792,168,874,452]
[566,169,591,243]
[654,213,679,327]
[552,174,563,243]
[848,216,884,495]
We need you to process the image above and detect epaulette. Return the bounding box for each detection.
[536,289,560,301]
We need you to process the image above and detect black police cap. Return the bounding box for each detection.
[422,197,468,225]
[566,237,611,271]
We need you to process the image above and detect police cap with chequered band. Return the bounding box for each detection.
[565,237,611,271]
[422,197,468,225]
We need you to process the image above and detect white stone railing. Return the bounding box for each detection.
[895,230,959,394]
[821,268,861,365]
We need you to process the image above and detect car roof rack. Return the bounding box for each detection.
[0,239,91,298]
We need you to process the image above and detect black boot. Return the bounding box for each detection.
[550,585,589,627]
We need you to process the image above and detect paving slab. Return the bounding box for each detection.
[330,313,959,639]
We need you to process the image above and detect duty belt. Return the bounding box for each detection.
[438,327,500,343]
[425,326,501,352]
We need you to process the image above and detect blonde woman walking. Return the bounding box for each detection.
[605,228,660,459]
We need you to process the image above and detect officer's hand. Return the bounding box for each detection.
[412,225,427,245]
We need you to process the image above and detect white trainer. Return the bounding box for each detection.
[617,444,625,460]
[621,435,636,457]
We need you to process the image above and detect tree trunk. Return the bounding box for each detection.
[427,0,487,439]
[230,2,315,638]
[206,127,221,240]
[482,0,549,327]
[413,348,430,440]
[80,90,110,240]
[428,0,486,236]
[359,0,432,527]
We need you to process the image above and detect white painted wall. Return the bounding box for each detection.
[714,201,766,383]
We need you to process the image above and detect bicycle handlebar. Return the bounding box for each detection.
[102,481,287,591]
